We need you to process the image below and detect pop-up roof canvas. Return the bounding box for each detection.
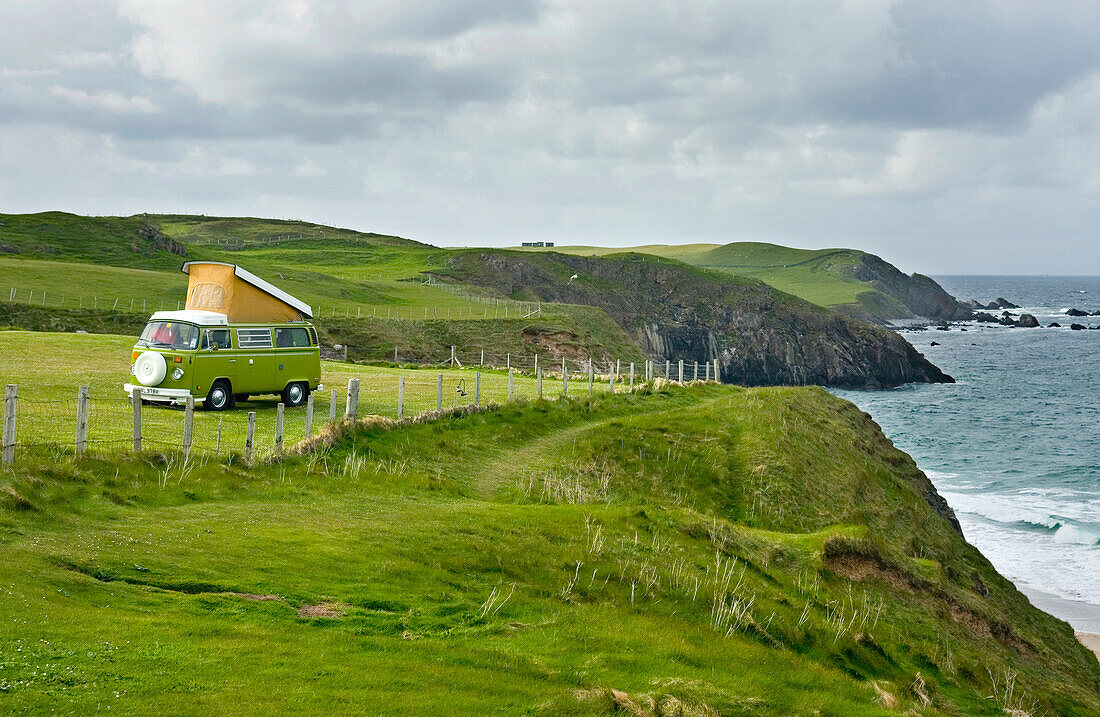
[181,262,313,323]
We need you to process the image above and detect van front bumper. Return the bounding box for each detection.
[123,383,197,406]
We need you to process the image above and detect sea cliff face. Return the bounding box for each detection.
[846,253,972,322]
[442,251,953,389]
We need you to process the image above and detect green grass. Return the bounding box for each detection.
[0,331,644,460]
[1,380,1097,714]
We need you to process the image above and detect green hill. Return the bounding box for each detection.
[520,242,968,322]
[1,384,1096,714]
[0,212,645,365]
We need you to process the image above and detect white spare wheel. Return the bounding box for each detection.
[134,351,167,386]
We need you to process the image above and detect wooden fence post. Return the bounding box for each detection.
[588,359,594,395]
[329,388,338,423]
[537,368,543,399]
[714,358,720,383]
[182,395,195,456]
[474,372,481,407]
[562,362,568,398]
[3,385,16,466]
[398,377,405,419]
[506,353,511,371]
[131,387,142,452]
[275,403,285,454]
[508,369,514,401]
[245,411,256,462]
[437,374,443,411]
[345,378,359,420]
[629,362,635,390]
[480,350,484,367]
[678,360,684,383]
[616,360,621,382]
[534,354,538,377]
[694,361,699,382]
[305,394,314,437]
[75,386,90,456]
[215,415,223,457]
[609,363,615,393]
[705,361,711,382]
[665,360,671,379]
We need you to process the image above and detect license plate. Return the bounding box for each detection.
[144,388,162,395]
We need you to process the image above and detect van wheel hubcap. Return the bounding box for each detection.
[211,388,226,407]
[288,385,303,403]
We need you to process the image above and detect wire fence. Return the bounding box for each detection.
[1,359,721,466]
[2,283,546,322]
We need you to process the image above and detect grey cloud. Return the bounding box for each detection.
[382,0,541,39]
[817,1,1100,127]
[3,1,1100,273]
[241,50,515,107]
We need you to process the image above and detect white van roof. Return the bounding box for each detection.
[150,310,229,326]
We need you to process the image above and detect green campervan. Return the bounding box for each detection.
[124,262,322,410]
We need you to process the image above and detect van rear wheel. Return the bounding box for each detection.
[205,380,233,411]
[282,382,308,407]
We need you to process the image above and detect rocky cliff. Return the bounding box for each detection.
[441,251,953,389]
[845,253,971,322]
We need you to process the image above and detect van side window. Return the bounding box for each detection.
[236,327,273,349]
[275,328,311,348]
[203,329,232,350]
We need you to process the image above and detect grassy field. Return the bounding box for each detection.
[0,331,647,461]
[1,378,1097,714]
[0,255,530,321]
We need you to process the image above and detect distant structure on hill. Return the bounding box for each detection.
[521,241,554,247]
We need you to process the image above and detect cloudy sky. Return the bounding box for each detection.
[2,0,1099,273]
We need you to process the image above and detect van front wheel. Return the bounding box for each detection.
[282,382,308,407]
[205,380,233,411]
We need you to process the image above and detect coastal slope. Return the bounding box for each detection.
[1,384,1096,714]
[442,250,953,389]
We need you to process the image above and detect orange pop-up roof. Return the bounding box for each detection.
[181,262,313,323]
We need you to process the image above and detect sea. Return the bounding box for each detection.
[832,276,1100,632]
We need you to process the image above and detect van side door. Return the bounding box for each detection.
[234,327,276,394]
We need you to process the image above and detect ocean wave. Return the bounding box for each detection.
[940,491,1100,544]
[1052,524,1100,546]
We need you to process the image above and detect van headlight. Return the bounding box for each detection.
[172,367,185,381]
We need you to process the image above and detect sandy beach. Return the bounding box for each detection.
[1016,583,1100,662]
[1076,632,1100,662]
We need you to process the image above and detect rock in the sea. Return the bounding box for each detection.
[1049,322,1061,328]
[1070,323,1087,330]
[1017,314,1039,328]
[1065,308,1088,317]
[991,297,1021,309]
[930,341,940,346]
[1092,310,1100,317]
[998,315,1017,326]
[974,312,998,323]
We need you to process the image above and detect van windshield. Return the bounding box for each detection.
[137,321,199,350]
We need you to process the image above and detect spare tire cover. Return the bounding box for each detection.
[135,351,167,387]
